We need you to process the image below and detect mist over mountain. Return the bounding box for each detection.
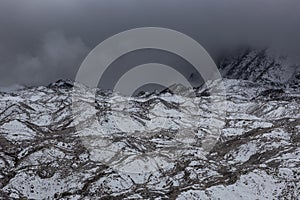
[0,0,300,86]
[0,1,299,199]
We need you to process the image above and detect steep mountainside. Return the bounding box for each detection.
[220,49,300,88]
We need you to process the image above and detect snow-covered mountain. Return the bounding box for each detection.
[0,49,299,199]
[220,48,300,88]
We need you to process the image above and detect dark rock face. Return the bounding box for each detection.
[0,50,299,199]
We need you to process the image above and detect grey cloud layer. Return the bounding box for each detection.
[0,31,89,86]
[0,0,299,86]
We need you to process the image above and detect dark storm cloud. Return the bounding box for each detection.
[0,0,299,86]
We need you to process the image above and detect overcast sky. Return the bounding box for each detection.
[0,0,299,86]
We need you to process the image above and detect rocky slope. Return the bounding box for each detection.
[0,50,299,199]
[220,48,300,88]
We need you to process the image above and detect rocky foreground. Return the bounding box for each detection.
[0,49,299,199]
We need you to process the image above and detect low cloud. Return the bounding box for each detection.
[0,31,89,86]
[0,0,299,86]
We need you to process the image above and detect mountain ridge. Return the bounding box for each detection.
[0,49,299,199]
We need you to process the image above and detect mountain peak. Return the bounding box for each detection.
[220,48,300,88]
[48,79,74,88]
